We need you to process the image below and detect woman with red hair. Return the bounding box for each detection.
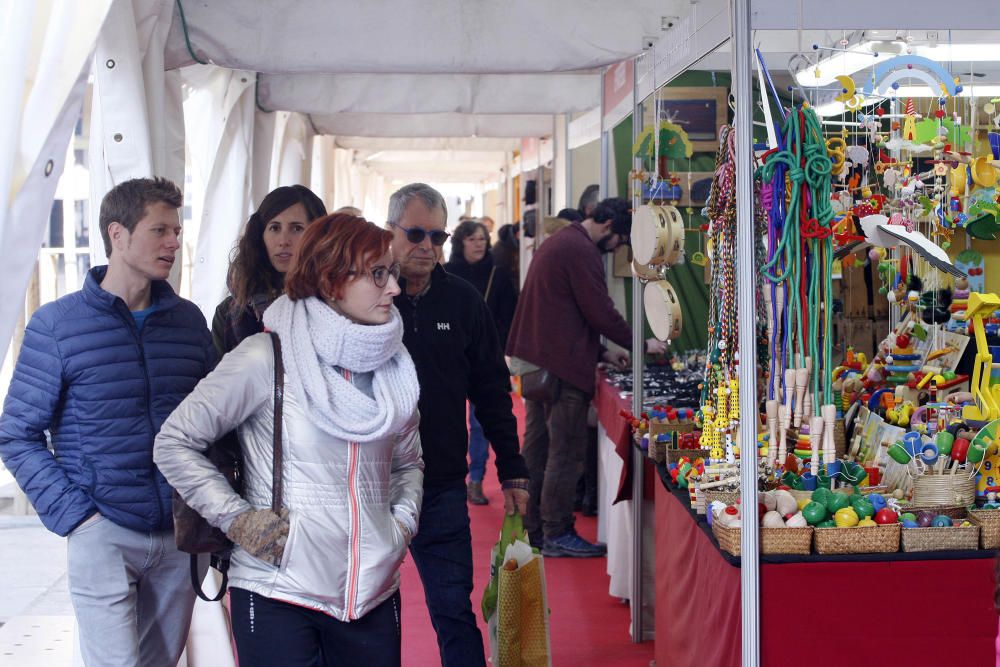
[155,213,423,666]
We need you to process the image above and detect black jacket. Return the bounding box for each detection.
[444,253,517,349]
[492,224,520,292]
[395,265,528,485]
[210,294,273,357]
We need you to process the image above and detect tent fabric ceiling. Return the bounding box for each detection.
[311,112,555,138]
[362,150,505,181]
[165,0,671,74]
[334,136,520,152]
[258,72,600,115]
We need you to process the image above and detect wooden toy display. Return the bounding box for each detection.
[634,50,1000,558]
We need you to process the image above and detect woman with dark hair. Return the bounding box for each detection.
[156,214,422,666]
[211,185,327,355]
[444,219,517,505]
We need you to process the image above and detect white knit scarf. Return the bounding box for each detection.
[262,295,419,442]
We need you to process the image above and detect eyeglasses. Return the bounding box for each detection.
[389,221,450,246]
[349,263,401,289]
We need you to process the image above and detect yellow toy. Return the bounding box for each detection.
[886,401,916,427]
[962,292,1000,422]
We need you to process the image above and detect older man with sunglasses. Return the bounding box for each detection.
[389,183,529,667]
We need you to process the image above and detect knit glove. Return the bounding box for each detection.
[225,508,290,567]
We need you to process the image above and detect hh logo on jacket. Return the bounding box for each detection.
[436,322,450,331]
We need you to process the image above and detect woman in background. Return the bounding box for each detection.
[444,219,517,505]
[212,185,327,355]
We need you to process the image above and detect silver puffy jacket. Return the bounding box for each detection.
[154,333,423,621]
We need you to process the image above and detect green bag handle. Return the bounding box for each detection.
[481,512,528,621]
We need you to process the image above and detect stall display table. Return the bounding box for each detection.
[654,465,999,667]
[593,367,698,635]
[594,371,655,602]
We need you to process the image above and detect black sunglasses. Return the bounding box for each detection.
[390,221,450,246]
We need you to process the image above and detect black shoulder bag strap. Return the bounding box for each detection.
[269,332,285,512]
[192,333,285,603]
[193,554,229,603]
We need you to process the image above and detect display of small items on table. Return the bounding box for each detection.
[639,406,699,463]
[603,352,704,410]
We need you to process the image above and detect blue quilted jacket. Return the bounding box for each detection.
[0,266,215,536]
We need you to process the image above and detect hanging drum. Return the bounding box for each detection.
[644,280,683,341]
[631,204,685,267]
[631,258,660,281]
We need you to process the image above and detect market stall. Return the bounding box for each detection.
[593,365,700,604]
[619,3,1000,664]
[654,466,997,667]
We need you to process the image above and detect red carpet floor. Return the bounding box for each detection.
[399,396,655,666]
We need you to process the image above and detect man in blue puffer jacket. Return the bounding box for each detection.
[0,177,216,667]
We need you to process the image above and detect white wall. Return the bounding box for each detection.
[570,138,601,211]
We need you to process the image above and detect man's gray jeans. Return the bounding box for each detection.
[521,382,593,541]
[67,514,196,667]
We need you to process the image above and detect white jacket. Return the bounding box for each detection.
[154,333,423,621]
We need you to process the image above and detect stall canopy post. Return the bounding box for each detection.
[629,56,646,644]
[599,67,608,199]
[564,113,573,212]
[731,0,760,665]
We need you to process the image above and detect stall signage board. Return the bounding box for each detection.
[603,58,634,131]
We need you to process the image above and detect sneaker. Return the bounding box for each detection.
[466,481,488,505]
[541,531,607,558]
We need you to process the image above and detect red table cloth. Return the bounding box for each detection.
[655,480,998,667]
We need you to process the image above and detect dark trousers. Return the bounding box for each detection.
[230,588,401,667]
[410,481,486,667]
[522,383,592,542]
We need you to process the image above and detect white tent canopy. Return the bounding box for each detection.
[311,112,557,138]
[164,0,675,73]
[358,150,508,184]
[258,72,600,115]
[334,136,520,152]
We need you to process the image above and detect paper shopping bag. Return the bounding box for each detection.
[496,546,551,667]
[482,513,528,623]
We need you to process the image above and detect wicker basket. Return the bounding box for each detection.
[702,489,740,509]
[834,420,846,459]
[968,509,1000,549]
[912,472,975,507]
[647,436,669,463]
[813,524,901,554]
[712,519,741,555]
[711,519,814,556]
[901,525,980,552]
[903,505,968,520]
[762,527,814,555]
[666,448,709,465]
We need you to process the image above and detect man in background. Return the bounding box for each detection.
[389,182,529,666]
[507,197,667,556]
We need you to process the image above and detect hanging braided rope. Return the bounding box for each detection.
[701,126,739,409]
[759,105,836,420]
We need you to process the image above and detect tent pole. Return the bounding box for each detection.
[536,139,545,244]
[629,56,646,644]
[600,67,609,199]
[564,114,573,212]
[731,0,760,665]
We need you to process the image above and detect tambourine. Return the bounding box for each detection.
[631,259,661,281]
[643,280,683,341]
[632,204,684,267]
